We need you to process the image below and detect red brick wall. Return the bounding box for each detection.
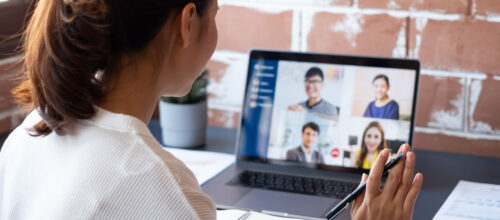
[206,0,500,157]
[0,0,499,157]
[0,0,34,134]
[0,56,25,133]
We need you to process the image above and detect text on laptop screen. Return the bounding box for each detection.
[239,55,418,171]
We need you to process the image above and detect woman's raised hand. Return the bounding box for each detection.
[350,144,423,220]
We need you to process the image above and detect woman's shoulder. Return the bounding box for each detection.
[364,101,375,111]
[389,99,399,105]
[16,109,43,130]
[71,127,211,218]
[386,99,399,108]
[376,99,398,109]
[2,110,44,147]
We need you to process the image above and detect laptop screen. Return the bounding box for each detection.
[237,50,420,172]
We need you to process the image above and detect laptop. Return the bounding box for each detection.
[202,50,420,219]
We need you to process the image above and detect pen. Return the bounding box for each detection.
[325,153,405,220]
[237,211,251,220]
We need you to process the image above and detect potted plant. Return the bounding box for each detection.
[159,69,209,148]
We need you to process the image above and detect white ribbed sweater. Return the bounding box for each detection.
[0,107,216,220]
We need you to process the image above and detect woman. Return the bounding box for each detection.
[353,121,387,170]
[0,0,422,219]
[363,74,400,120]
[1,0,218,219]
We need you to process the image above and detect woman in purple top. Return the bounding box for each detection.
[363,74,399,120]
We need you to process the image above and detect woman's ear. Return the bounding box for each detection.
[179,3,197,48]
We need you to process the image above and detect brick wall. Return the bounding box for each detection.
[206,0,500,157]
[0,56,25,134]
[0,0,499,157]
[0,0,33,135]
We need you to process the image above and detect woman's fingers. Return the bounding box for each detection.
[397,144,409,155]
[351,173,368,215]
[403,173,423,213]
[394,151,416,202]
[382,145,409,198]
[366,148,389,199]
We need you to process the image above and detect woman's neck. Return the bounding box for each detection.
[98,58,160,124]
[375,96,390,106]
[367,149,379,157]
[366,151,377,164]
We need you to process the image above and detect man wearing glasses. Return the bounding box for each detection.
[288,67,339,116]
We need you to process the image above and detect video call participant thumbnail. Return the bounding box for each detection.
[352,121,387,169]
[286,122,324,164]
[363,74,399,120]
[288,67,339,116]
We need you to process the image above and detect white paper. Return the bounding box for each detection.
[217,209,302,220]
[164,148,235,185]
[433,180,500,220]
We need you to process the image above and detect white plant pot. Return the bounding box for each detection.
[159,100,207,148]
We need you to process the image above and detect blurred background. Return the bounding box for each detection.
[1,0,499,157]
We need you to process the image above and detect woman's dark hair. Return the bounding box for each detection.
[305,67,323,81]
[357,121,387,168]
[12,0,211,136]
[302,122,320,135]
[372,74,389,87]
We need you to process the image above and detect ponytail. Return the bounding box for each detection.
[12,0,211,136]
[13,0,109,136]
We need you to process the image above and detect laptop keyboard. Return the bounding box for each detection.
[228,170,358,199]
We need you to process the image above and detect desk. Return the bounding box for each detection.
[149,120,500,220]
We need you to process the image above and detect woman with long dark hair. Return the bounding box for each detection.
[1,0,218,218]
[0,0,422,219]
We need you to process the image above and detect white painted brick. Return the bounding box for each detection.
[415,126,500,140]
